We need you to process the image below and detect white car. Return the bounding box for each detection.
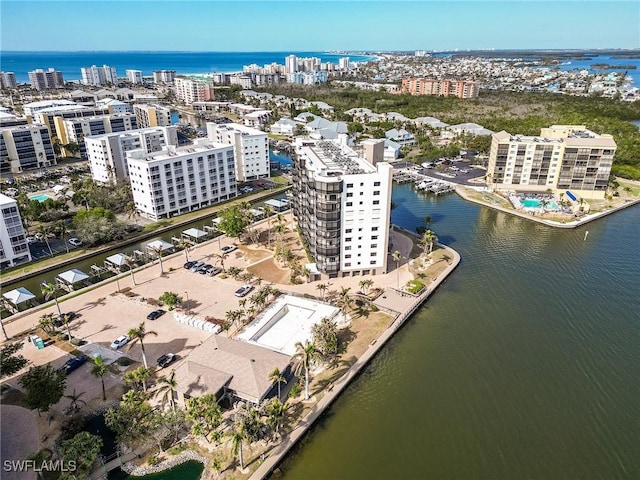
[110,335,130,349]
[221,245,237,254]
[234,285,254,297]
[69,237,83,247]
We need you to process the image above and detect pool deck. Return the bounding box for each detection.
[456,185,640,229]
[249,244,460,480]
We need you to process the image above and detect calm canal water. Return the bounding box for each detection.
[279,184,640,479]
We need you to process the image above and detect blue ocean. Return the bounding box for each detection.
[1,51,375,82]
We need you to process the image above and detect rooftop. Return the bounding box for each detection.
[127,139,229,162]
[297,139,377,176]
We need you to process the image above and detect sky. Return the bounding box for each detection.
[1,0,639,52]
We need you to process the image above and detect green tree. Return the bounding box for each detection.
[149,246,165,275]
[155,370,178,411]
[159,292,183,311]
[105,390,155,448]
[311,317,339,357]
[73,207,126,245]
[63,389,87,414]
[291,341,323,400]
[358,279,374,295]
[127,322,157,369]
[217,205,251,243]
[40,282,62,315]
[91,355,109,401]
[269,367,287,400]
[315,283,328,300]
[124,365,154,393]
[38,312,57,337]
[59,431,103,478]
[185,393,223,444]
[0,342,29,378]
[420,229,437,255]
[19,364,66,415]
[264,397,288,440]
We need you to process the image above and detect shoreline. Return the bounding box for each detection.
[249,243,460,480]
[455,186,640,229]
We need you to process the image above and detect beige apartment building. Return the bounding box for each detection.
[401,78,479,98]
[487,125,616,199]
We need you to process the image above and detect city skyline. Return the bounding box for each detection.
[2,1,639,52]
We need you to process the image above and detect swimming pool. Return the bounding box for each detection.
[30,194,52,202]
[521,198,559,210]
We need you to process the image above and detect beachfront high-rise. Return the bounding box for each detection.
[292,138,393,278]
[153,70,176,84]
[206,123,269,181]
[0,72,18,89]
[126,69,144,84]
[126,139,237,220]
[487,125,617,199]
[81,65,118,86]
[86,126,178,184]
[0,193,31,268]
[285,55,298,74]
[28,68,65,90]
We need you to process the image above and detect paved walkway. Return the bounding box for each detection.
[0,405,39,480]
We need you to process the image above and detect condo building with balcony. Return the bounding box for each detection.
[174,77,215,104]
[134,104,172,128]
[126,139,237,220]
[292,138,393,278]
[86,126,178,184]
[0,124,56,173]
[0,72,18,89]
[153,70,177,83]
[401,78,479,98]
[28,68,65,90]
[206,123,269,181]
[54,112,138,158]
[0,193,31,268]
[487,125,617,199]
[81,65,118,86]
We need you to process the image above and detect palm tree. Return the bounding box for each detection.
[420,229,436,255]
[264,397,288,440]
[424,214,432,228]
[38,313,57,336]
[37,224,54,257]
[336,287,353,317]
[316,283,328,301]
[359,279,374,295]
[127,366,154,393]
[176,238,191,262]
[64,389,87,414]
[155,370,178,411]
[91,355,109,401]
[392,250,403,288]
[292,341,323,400]
[214,252,228,271]
[269,367,287,399]
[150,246,165,274]
[41,282,62,316]
[124,257,137,286]
[55,220,70,254]
[127,322,158,369]
[229,423,247,471]
[59,312,73,341]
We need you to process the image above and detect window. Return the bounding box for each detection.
[374,181,381,186]
[345,254,351,259]
[345,228,352,233]
[373,191,380,196]
[346,193,353,197]
[372,226,378,231]
[373,200,380,205]
[345,237,352,242]
[346,202,352,207]
[370,244,377,248]
[345,262,351,267]
[372,235,378,240]
[346,183,353,188]
[371,252,377,256]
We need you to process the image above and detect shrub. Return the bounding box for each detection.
[288,380,301,398]
[115,357,133,366]
[406,279,425,294]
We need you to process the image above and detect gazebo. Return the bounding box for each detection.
[146,240,173,256]
[56,269,90,292]
[2,287,36,313]
[182,228,208,244]
[104,253,130,272]
[264,199,289,212]
[248,208,265,220]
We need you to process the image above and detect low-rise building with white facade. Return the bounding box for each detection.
[292,138,393,278]
[127,139,237,220]
[0,193,31,268]
[0,124,56,173]
[487,125,617,199]
[206,123,269,181]
[86,126,178,183]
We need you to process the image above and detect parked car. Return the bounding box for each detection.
[68,237,83,247]
[197,264,213,274]
[26,236,37,244]
[57,355,87,375]
[184,261,195,270]
[460,169,469,174]
[221,245,237,254]
[157,353,177,369]
[189,261,205,272]
[147,309,166,320]
[54,311,77,327]
[207,266,223,276]
[234,285,254,297]
[110,335,130,349]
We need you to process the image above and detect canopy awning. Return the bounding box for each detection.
[264,199,289,211]
[57,269,89,285]
[182,228,208,240]
[146,240,173,252]
[105,253,129,267]
[2,287,36,305]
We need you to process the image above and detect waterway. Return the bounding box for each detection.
[278,184,640,479]
[108,460,204,480]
